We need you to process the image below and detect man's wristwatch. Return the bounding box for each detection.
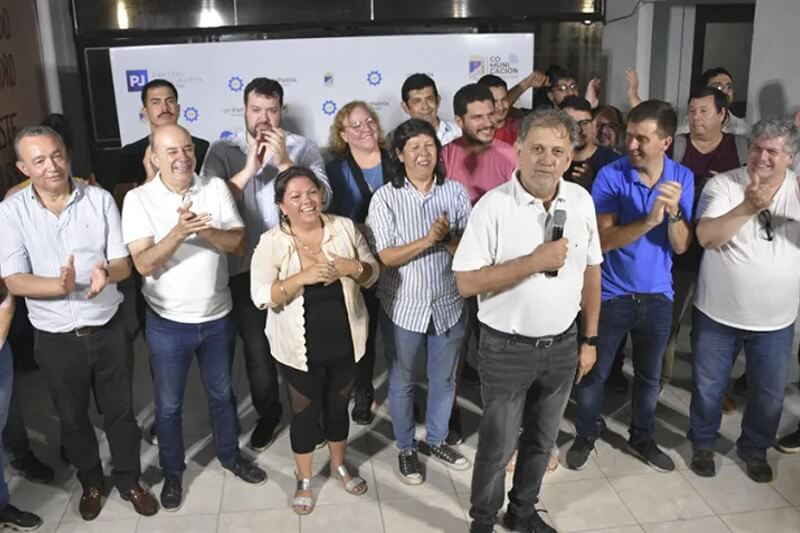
[668,207,684,223]
[579,335,599,346]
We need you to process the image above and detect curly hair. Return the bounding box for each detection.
[327,101,386,157]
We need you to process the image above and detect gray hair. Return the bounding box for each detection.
[517,108,579,148]
[750,118,800,156]
[13,125,66,161]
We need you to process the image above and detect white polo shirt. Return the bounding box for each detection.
[453,174,603,337]
[694,167,800,330]
[121,173,244,324]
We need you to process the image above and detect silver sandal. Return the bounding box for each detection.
[334,464,368,496]
[292,476,314,515]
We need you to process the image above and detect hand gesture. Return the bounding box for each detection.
[300,260,338,286]
[86,260,109,299]
[570,162,595,189]
[657,180,682,216]
[744,172,773,213]
[59,255,76,295]
[575,344,597,384]
[244,131,270,176]
[143,143,158,183]
[625,68,640,97]
[173,201,212,239]
[525,70,549,90]
[329,252,360,279]
[585,78,602,108]
[531,238,569,273]
[426,212,450,247]
[646,198,667,227]
[261,128,292,169]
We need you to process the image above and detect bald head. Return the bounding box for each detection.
[150,124,196,187]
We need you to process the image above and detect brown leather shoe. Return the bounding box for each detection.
[79,487,103,521]
[120,484,159,516]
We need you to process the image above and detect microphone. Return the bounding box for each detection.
[545,209,567,278]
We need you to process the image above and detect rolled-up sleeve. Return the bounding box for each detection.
[0,205,31,277]
[250,232,280,309]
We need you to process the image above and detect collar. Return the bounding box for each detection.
[511,171,566,211]
[281,214,338,252]
[401,176,440,199]
[28,178,81,208]
[624,154,675,185]
[153,173,200,196]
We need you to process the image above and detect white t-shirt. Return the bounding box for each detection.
[452,175,603,337]
[121,174,244,324]
[695,167,800,330]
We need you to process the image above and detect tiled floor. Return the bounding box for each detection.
[7,322,800,533]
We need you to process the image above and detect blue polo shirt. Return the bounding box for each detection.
[591,155,694,301]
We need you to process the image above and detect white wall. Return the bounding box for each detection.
[601,0,654,110]
[746,0,800,122]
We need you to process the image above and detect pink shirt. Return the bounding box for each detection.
[441,139,516,204]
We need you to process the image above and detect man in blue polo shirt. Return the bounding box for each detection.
[567,100,694,473]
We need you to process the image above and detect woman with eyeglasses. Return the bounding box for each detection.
[250,166,380,514]
[326,101,390,426]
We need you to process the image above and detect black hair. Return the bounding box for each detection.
[547,67,576,88]
[401,73,439,104]
[140,79,178,106]
[700,67,733,87]
[244,77,284,106]
[388,118,446,188]
[559,96,593,114]
[452,83,494,118]
[688,85,729,114]
[477,74,508,91]
[627,100,678,139]
[273,166,325,230]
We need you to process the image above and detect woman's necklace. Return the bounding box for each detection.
[292,230,323,256]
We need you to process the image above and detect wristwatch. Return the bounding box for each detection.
[668,207,684,223]
[579,335,599,346]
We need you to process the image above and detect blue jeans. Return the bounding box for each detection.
[381,308,466,450]
[145,308,240,475]
[0,343,13,511]
[688,307,794,456]
[575,294,672,443]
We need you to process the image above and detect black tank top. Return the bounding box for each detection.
[303,279,354,363]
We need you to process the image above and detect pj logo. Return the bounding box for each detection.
[126,70,149,92]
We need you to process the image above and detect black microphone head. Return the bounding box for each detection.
[553,209,567,228]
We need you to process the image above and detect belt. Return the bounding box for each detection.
[480,321,576,348]
[48,324,106,337]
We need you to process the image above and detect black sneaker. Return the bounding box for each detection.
[445,430,463,446]
[777,427,800,453]
[736,448,773,483]
[249,414,280,451]
[160,474,183,512]
[468,524,495,533]
[566,436,594,470]
[144,423,158,446]
[733,373,748,396]
[628,439,675,473]
[0,504,42,531]
[224,456,267,485]
[397,450,423,485]
[11,451,55,484]
[691,448,716,477]
[422,442,471,471]
[502,509,556,533]
[351,388,375,426]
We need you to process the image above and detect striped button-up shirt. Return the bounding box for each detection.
[366,178,471,334]
[201,130,330,276]
[0,181,127,333]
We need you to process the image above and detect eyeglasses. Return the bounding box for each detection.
[758,209,774,241]
[576,119,593,129]
[597,122,620,132]
[710,83,734,92]
[345,117,377,131]
[553,83,578,92]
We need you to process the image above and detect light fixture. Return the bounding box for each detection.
[116,1,129,30]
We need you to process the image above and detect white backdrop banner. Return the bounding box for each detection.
[109,33,534,149]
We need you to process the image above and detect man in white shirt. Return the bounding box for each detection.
[122,124,266,511]
[688,118,800,483]
[202,78,330,451]
[453,108,602,533]
[386,73,462,147]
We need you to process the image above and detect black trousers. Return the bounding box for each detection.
[354,287,379,395]
[34,313,141,492]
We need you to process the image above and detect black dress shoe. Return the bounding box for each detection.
[79,487,103,521]
[160,474,183,512]
[249,413,281,451]
[737,448,773,483]
[11,451,55,484]
[0,504,42,531]
[691,448,716,477]
[120,484,159,516]
[502,509,556,533]
[224,456,267,485]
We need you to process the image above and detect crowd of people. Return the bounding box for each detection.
[0,63,798,533]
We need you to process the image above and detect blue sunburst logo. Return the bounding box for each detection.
[367,70,383,86]
[183,106,199,122]
[322,100,338,116]
[227,76,244,92]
